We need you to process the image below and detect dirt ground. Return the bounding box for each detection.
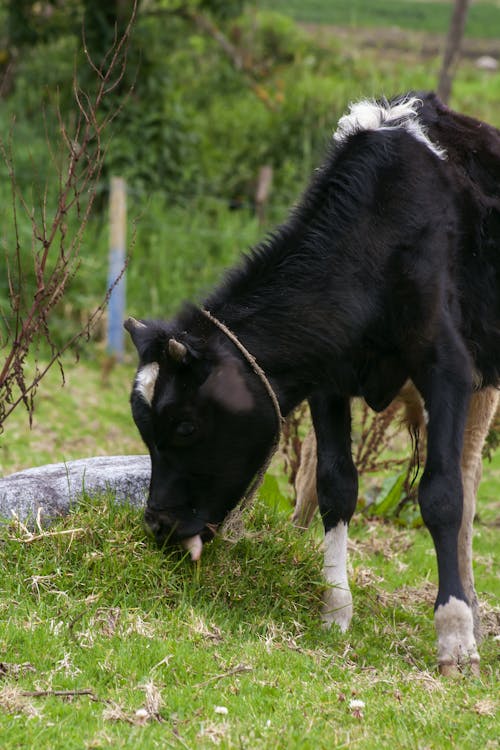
[302,22,500,64]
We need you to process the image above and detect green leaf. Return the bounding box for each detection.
[260,472,291,513]
[369,471,406,518]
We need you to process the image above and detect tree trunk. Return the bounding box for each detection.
[437,0,472,103]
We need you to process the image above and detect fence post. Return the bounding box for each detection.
[255,165,273,226]
[106,176,127,361]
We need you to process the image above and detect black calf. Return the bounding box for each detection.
[126,93,500,672]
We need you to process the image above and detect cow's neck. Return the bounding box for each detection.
[202,231,358,415]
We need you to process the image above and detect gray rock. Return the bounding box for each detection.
[0,455,150,525]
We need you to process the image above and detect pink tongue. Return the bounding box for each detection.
[181,534,203,561]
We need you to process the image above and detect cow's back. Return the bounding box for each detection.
[418,92,500,202]
[416,92,500,387]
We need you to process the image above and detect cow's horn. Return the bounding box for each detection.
[168,338,187,362]
[124,316,147,332]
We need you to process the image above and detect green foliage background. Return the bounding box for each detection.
[1,0,499,348]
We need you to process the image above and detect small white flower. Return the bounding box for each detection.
[135,708,149,719]
[349,699,365,710]
[349,699,365,718]
[214,706,228,715]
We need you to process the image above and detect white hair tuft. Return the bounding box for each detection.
[333,96,446,160]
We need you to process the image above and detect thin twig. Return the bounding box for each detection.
[12,528,86,544]
[193,664,252,689]
[21,688,96,699]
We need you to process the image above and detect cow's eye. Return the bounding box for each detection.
[175,421,196,437]
[163,420,199,448]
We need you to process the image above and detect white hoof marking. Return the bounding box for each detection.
[323,523,353,632]
[322,585,353,632]
[435,596,479,669]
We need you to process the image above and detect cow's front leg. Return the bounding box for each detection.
[415,352,479,675]
[309,392,358,632]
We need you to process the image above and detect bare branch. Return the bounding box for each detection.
[0,0,138,430]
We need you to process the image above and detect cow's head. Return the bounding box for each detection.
[124,315,277,559]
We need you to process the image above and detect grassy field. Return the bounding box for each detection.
[1,360,499,749]
[0,492,498,749]
[263,0,500,38]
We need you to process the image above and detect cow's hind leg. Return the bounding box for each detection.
[309,392,358,632]
[459,386,499,641]
[292,428,319,528]
[414,337,479,675]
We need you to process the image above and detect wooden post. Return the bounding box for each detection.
[255,165,273,226]
[106,177,127,361]
[437,0,471,103]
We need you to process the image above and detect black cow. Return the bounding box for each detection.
[125,92,500,674]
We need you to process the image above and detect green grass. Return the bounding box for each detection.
[0,358,144,476]
[0,492,498,749]
[263,0,500,39]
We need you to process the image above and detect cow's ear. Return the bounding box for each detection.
[200,358,254,413]
[124,316,148,352]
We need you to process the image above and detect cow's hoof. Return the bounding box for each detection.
[470,659,481,678]
[321,585,353,632]
[290,505,315,529]
[439,658,480,678]
[290,509,305,528]
[439,661,459,677]
[435,596,480,677]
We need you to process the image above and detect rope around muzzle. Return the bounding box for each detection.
[201,308,285,532]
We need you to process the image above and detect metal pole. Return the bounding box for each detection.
[107,177,127,361]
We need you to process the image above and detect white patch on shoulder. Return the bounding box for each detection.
[333,96,446,160]
[135,362,160,406]
[322,522,353,632]
[435,595,479,670]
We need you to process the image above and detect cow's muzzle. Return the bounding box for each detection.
[144,507,217,560]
